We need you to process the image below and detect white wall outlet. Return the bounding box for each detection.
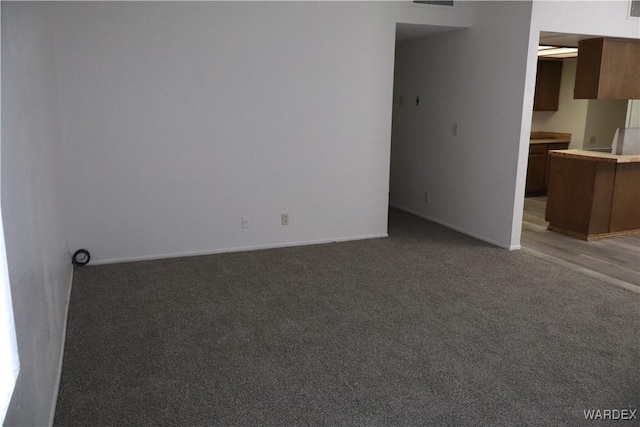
[241,216,250,229]
[424,192,430,203]
[281,213,289,226]
[452,122,458,136]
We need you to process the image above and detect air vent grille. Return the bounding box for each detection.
[630,0,640,17]
[413,1,454,6]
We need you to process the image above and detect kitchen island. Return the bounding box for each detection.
[545,149,640,241]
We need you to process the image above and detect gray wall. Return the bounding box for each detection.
[48,2,473,264]
[2,3,72,426]
[52,2,397,263]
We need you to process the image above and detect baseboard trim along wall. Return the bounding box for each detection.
[89,234,389,266]
[389,203,520,251]
[48,268,74,427]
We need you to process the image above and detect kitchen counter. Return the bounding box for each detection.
[530,138,570,144]
[529,131,571,145]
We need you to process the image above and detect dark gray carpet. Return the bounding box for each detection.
[54,208,640,426]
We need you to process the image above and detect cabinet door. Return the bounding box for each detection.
[574,38,640,99]
[526,153,548,194]
[609,163,640,232]
[534,60,563,111]
[544,142,570,190]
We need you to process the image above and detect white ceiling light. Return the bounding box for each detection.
[538,45,578,58]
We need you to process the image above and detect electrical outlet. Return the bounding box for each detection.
[241,216,250,229]
[424,192,430,203]
[281,214,289,226]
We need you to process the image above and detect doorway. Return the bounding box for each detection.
[388,24,465,234]
[521,31,639,291]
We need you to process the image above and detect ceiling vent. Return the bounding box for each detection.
[630,0,640,17]
[413,1,454,6]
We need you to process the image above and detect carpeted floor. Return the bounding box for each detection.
[54,208,639,426]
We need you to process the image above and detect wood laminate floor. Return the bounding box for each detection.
[521,196,640,293]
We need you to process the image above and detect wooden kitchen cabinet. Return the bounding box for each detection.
[574,38,640,99]
[526,133,570,197]
[533,60,563,111]
[526,146,548,195]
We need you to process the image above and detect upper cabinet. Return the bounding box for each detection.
[534,59,563,111]
[574,38,640,99]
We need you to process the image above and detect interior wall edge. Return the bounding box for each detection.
[47,267,73,427]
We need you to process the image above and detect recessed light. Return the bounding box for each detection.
[538,46,578,58]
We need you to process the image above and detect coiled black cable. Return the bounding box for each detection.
[72,249,91,267]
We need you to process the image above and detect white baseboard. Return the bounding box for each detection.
[48,266,74,427]
[389,203,518,250]
[89,233,389,266]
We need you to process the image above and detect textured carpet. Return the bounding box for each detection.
[54,208,640,426]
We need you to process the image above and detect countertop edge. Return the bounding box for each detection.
[549,149,640,163]
[530,139,571,144]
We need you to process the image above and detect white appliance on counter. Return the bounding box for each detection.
[612,127,640,155]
